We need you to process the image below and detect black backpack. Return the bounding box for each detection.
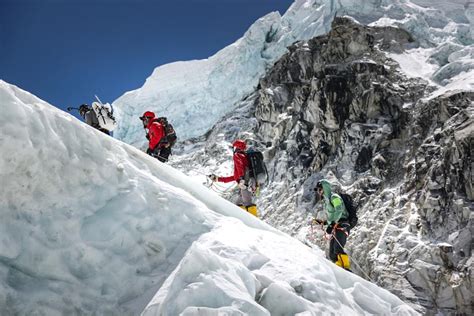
[339,193,358,228]
[246,149,268,184]
[156,117,177,146]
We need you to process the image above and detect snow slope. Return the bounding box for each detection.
[113,0,473,147]
[0,80,418,314]
[135,8,473,313]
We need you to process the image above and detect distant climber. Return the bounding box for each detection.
[67,101,116,135]
[313,179,351,270]
[208,139,258,217]
[140,111,172,163]
[79,104,111,135]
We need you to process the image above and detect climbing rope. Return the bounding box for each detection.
[330,230,376,283]
[310,220,376,283]
[203,177,237,198]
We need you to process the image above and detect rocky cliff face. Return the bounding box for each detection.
[171,16,472,315]
[251,17,473,315]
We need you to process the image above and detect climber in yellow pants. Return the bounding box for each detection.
[238,204,258,217]
[208,139,259,218]
[314,179,351,270]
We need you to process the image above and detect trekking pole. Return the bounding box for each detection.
[67,107,80,112]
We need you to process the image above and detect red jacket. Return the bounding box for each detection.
[147,119,165,150]
[218,151,248,183]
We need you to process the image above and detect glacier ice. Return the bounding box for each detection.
[113,0,473,148]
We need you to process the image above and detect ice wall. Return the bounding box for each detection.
[113,0,473,146]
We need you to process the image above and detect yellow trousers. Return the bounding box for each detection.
[335,254,351,270]
[239,204,258,217]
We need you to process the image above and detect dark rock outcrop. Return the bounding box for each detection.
[252,17,473,315]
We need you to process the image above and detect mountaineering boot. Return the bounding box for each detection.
[238,204,258,218]
[336,254,351,270]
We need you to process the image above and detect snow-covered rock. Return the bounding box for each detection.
[0,80,417,315]
[250,17,473,315]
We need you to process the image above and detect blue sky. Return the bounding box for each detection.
[0,0,293,116]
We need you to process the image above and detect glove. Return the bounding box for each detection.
[208,174,218,182]
[146,148,152,155]
[238,179,247,190]
[326,224,334,234]
[146,134,150,140]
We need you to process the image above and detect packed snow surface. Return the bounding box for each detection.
[113,0,473,146]
[0,80,418,314]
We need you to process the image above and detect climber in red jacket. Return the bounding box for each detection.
[140,111,169,163]
[208,139,258,217]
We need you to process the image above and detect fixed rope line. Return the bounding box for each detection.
[330,228,376,283]
[310,220,376,283]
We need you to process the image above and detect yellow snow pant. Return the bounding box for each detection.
[239,204,258,217]
[335,254,351,270]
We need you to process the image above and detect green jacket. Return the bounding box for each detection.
[319,179,348,226]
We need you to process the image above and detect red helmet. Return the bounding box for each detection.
[232,139,247,151]
[140,111,155,121]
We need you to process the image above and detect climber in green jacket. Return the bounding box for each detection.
[314,179,351,270]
